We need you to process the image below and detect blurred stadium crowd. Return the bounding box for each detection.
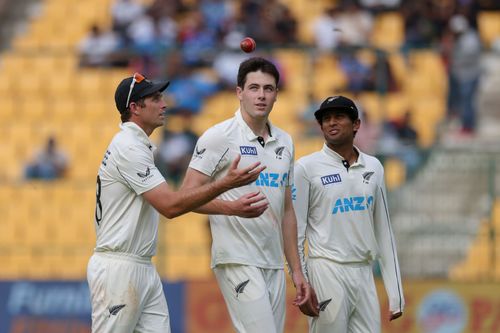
[0,0,500,290]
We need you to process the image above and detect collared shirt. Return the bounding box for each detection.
[93,122,165,257]
[293,143,405,313]
[189,110,294,269]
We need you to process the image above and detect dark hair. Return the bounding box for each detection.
[237,57,280,88]
[120,98,146,123]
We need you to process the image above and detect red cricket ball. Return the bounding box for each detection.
[240,37,256,53]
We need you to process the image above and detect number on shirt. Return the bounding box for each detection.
[95,175,102,225]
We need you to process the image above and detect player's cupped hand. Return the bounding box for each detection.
[225,155,266,189]
[297,283,319,317]
[230,191,268,218]
[389,311,403,321]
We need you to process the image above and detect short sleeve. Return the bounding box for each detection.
[117,144,165,195]
[189,127,231,177]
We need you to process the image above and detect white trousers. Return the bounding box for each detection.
[307,258,380,333]
[213,264,286,333]
[87,252,170,333]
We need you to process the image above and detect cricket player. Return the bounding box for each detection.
[293,95,405,332]
[87,73,265,333]
[180,57,312,333]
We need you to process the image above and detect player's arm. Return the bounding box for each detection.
[373,166,405,320]
[282,186,313,308]
[180,167,269,217]
[292,162,319,317]
[292,163,310,278]
[143,155,265,219]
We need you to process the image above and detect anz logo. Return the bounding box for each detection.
[332,196,374,214]
[255,172,288,188]
[240,146,257,156]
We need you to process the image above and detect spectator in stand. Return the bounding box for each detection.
[400,0,449,58]
[268,2,298,45]
[24,136,69,180]
[239,0,276,46]
[378,111,422,180]
[78,24,123,67]
[275,7,298,45]
[354,110,381,155]
[338,49,375,93]
[156,114,199,187]
[336,0,373,48]
[445,14,482,135]
[199,0,234,35]
[300,93,324,137]
[311,6,340,52]
[164,52,220,115]
[110,0,145,42]
[178,9,218,67]
[359,0,401,14]
[213,30,252,89]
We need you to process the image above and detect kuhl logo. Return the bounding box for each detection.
[235,279,250,298]
[137,167,151,178]
[275,146,285,159]
[240,146,257,156]
[362,171,374,184]
[321,174,342,185]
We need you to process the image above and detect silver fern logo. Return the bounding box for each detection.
[362,171,374,184]
[109,304,126,316]
[235,279,250,298]
[275,146,285,159]
[319,299,332,311]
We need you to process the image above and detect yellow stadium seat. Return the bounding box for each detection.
[371,12,404,51]
[478,11,500,48]
[384,157,406,190]
[46,72,76,96]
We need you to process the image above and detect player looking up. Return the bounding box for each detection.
[181,57,312,332]
[87,72,265,333]
[293,95,405,332]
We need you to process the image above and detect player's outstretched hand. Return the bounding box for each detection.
[223,155,266,189]
[389,311,403,321]
[229,192,269,218]
[298,284,319,317]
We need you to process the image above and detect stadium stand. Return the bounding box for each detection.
[0,0,499,284]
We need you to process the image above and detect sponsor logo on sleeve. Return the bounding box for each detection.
[137,167,154,182]
[321,173,342,186]
[192,145,206,161]
[240,146,257,156]
[137,167,151,178]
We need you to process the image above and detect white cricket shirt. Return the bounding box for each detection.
[93,122,166,257]
[293,143,404,313]
[189,110,294,269]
